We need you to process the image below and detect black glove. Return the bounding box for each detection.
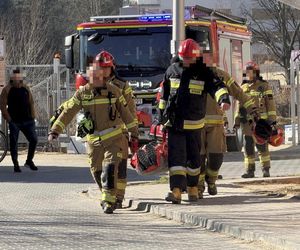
[267,120,277,126]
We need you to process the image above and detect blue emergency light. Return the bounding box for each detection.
[139,14,172,22]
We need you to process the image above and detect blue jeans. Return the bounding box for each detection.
[9,120,38,165]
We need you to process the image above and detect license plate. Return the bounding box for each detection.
[135,98,143,105]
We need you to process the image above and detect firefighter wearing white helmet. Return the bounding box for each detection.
[159,38,231,204]
[48,51,138,214]
[234,61,277,178]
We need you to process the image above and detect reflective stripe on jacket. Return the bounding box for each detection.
[51,80,138,141]
[159,61,230,131]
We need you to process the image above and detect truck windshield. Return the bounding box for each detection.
[80,31,172,73]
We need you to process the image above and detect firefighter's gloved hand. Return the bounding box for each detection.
[224,121,229,130]
[48,132,58,142]
[158,109,164,124]
[250,108,260,122]
[220,102,230,111]
[129,137,139,154]
[233,123,240,131]
[268,120,277,126]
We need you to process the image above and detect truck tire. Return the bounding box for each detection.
[226,128,243,152]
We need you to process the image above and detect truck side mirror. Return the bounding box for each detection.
[65,34,76,69]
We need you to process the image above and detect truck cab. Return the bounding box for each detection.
[65,5,251,150]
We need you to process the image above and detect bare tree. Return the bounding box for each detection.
[242,0,300,84]
[1,0,124,65]
[65,0,123,21]
[0,0,56,65]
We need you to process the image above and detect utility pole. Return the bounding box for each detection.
[171,0,185,57]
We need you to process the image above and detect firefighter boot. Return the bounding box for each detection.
[198,174,205,199]
[101,201,115,214]
[165,188,181,204]
[198,183,205,199]
[262,167,270,178]
[187,186,199,202]
[115,199,123,209]
[207,183,217,195]
[205,175,217,195]
[241,169,255,178]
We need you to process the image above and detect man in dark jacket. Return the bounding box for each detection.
[0,68,38,172]
[158,39,231,203]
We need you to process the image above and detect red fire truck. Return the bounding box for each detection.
[65,5,252,151]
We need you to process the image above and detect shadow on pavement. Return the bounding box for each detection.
[0,166,161,184]
[133,194,299,208]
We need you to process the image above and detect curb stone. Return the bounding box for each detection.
[84,179,300,250]
[127,199,299,250]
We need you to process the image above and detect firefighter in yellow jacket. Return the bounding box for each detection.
[198,67,258,198]
[234,61,276,178]
[94,51,138,209]
[48,51,138,214]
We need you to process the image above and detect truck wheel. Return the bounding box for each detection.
[226,128,243,152]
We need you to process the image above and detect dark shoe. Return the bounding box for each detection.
[165,188,181,204]
[24,161,38,171]
[207,183,217,195]
[101,201,114,214]
[115,199,123,209]
[241,171,254,178]
[14,164,22,173]
[262,168,270,178]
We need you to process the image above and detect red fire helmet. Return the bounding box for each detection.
[245,61,259,71]
[178,39,201,58]
[269,127,284,147]
[94,51,114,67]
[253,130,267,145]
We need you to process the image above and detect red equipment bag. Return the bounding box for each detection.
[130,133,168,176]
[149,121,168,139]
[136,111,152,127]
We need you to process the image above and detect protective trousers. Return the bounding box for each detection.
[168,128,201,191]
[88,138,123,205]
[198,126,225,190]
[242,123,270,172]
[243,135,270,172]
[116,133,129,202]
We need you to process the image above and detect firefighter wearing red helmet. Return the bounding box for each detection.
[94,51,138,209]
[48,51,138,214]
[159,38,231,204]
[234,61,277,178]
[197,67,259,198]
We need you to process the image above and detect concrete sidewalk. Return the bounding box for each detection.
[224,144,300,162]
[88,176,300,250]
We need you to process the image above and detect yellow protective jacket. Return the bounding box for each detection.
[205,68,256,127]
[234,79,276,126]
[110,76,137,124]
[50,80,138,144]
